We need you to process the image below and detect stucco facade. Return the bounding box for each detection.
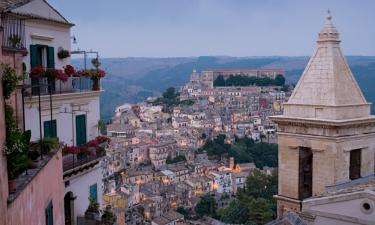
[24,91,101,145]
[64,164,104,225]
[7,151,65,225]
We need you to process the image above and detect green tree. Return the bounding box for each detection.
[195,194,217,218]
[243,170,272,198]
[217,171,278,225]
[274,74,286,86]
[163,87,178,99]
[248,198,275,225]
[177,206,190,219]
[213,75,225,86]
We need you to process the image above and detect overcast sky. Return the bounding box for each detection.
[49,0,375,58]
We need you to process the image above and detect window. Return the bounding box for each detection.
[43,120,57,138]
[350,149,361,180]
[45,200,53,225]
[30,44,55,95]
[89,183,98,202]
[299,147,313,199]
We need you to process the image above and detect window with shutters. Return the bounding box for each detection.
[43,120,57,138]
[30,45,55,95]
[298,147,313,199]
[350,149,361,180]
[45,200,53,225]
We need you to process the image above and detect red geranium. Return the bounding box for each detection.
[30,66,44,78]
[62,145,80,155]
[87,139,99,147]
[64,64,75,76]
[96,136,111,144]
[56,70,69,82]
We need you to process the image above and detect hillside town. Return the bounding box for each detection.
[101,67,288,224]
[0,1,375,225]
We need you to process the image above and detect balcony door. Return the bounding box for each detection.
[30,44,55,95]
[75,114,87,146]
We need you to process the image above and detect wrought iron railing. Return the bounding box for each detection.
[63,150,105,172]
[25,77,93,96]
[1,15,26,51]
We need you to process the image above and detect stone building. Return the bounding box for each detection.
[270,14,375,224]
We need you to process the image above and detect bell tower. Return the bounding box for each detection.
[271,14,375,217]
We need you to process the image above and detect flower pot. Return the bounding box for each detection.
[8,179,16,193]
[29,159,40,169]
[92,78,100,91]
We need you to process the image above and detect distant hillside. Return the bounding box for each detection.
[73,56,375,121]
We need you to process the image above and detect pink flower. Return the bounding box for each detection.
[56,70,69,82]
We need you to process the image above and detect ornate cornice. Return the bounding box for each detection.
[270,116,375,129]
[24,90,102,106]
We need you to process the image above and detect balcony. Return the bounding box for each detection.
[62,138,110,178]
[1,15,27,53]
[63,150,105,174]
[24,77,94,96]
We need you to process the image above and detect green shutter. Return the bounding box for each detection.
[89,184,98,201]
[30,45,38,68]
[44,120,57,138]
[47,46,55,69]
[30,45,39,95]
[76,115,87,145]
[47,46,56,93]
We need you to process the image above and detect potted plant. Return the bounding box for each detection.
[1,64,22,99]
[5,128,31,193]
[85,69,105,91]
[85,57,106,91]
[85,197,100,220]
[39,137,59,154]
[101,205,117,225]
[28,150,41,169]
[8,34,21,48]
[57,48,70,59]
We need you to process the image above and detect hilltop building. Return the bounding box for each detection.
[271,14,375,224]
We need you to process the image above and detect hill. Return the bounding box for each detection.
[74,56,375,121]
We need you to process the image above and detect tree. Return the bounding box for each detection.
[248,198,274,225]
[195,194,217,218]
[274,74,286,86]
[213,75,225,86]
[101,205,117,225]
[95,119,106,135]
[217,171,278,225]
[163,87,178,99]
[244,170,273,199]
[177,206,190,219]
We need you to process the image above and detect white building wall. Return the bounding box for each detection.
[64,165,103,225]
[24,19,71,71]
[24,93,101,145]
